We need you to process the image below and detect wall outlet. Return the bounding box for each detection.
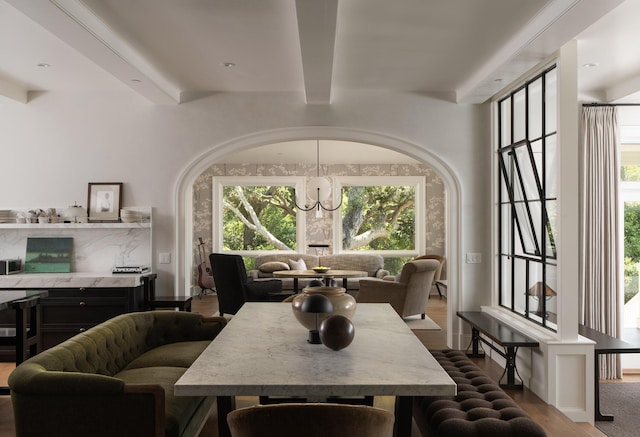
[159,252,171,264]
[466,252,482,264]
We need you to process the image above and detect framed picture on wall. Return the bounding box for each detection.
[87,182,122,222]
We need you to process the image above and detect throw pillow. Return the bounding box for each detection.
[288,258,308,271]
[259,261,290,273]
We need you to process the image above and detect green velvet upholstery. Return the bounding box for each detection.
[227,403,395,437]
[9,311,226,437]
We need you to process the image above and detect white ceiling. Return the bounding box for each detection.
[1,0,640,161]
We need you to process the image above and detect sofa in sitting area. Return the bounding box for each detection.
[8,311,227,437]
[248,253,389,292]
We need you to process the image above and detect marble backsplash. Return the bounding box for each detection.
[0,225,151,273]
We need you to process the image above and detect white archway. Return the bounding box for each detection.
[174,126,462,347]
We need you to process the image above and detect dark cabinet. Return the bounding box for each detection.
[39,286,145,349]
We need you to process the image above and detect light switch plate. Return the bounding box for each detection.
[466,252,482,264]
[159,252,171,264]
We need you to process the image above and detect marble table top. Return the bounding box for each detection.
[174,302,456,398]
[0,272,145,288]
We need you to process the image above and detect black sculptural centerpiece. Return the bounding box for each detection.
[300,293,333,344]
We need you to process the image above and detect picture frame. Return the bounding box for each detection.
[87,182,122,222]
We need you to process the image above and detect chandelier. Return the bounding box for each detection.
[294,140,343,217]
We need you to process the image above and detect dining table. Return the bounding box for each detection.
[174,302,456,437]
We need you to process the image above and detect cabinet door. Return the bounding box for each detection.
[40,286,144,349]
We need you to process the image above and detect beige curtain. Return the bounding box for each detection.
[580,105,621,379]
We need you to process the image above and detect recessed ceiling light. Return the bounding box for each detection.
[583,63,599,68]
[130,79,141,83]
[494,78,504,83]
[222,62,236,68]
[36,63,51,68]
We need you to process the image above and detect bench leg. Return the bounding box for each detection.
[499,346,524,390]
[466,327,485,358]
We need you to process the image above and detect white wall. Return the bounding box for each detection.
[0,89,491,308]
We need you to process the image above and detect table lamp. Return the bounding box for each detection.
[300,293,333,344]
[527,282,556,316]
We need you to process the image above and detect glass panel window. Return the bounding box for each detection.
[213,177,302,254]
[497,64,557,330]
[335,176,424,256]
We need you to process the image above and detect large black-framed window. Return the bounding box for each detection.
[498,65,558,330]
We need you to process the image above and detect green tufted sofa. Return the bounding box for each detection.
[8,311,227,437]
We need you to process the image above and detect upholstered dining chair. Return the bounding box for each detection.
[209,253,285,316]
[356,258,440,319]
[414,254,446,298]
[226,403,395,437]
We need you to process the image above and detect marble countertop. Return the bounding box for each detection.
[0,272,146,288]
[175,302,456,397]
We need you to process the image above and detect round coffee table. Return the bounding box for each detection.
[273,269,368,293]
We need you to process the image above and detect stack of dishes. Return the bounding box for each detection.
[0,210,14,224]
[120,209,144,223]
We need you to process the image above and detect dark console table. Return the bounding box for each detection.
[578,324,640,421]
[457,311,540,389]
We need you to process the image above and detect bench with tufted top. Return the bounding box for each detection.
[413,350,547,437]
[8,311,227,437]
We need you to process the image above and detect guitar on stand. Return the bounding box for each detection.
[196,237,215,297]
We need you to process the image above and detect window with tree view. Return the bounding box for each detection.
[338,177,423,255]
[220,183,298,251]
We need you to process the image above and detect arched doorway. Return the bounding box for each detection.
[174,127,461,347]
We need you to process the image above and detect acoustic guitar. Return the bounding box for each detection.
[196,237,215,293]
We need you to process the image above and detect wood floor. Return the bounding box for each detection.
[0,294,606,436]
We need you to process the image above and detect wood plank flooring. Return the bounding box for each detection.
[0,294,606,436]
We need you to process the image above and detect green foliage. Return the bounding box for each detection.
[342,185,415,250]
[621,165,640,182]
[221,183,416,257]
[384,256,413,276]
[625,202,640,262]
[624,202,640,304]
[624,257,639,304]
[223,185,297,251]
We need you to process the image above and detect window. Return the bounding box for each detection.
[213,175,425,264]
[497,65,558,330]
[213,177,304,255]
[335,176,424,257]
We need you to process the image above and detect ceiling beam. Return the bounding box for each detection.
[456,0,625,104]
[606,75,640,102]
[7,0,181,104]
[295,0,338,105]
[0,76,28,103]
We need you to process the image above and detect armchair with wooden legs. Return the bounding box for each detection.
[356,259,440,319]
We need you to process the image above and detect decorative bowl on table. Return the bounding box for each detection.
[312,266,330,273]
[291,286,356,330]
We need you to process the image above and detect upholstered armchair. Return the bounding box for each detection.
[356,259,440,319]
[414,254,446,297]
[227,403,395,437]
[209,253,285,316]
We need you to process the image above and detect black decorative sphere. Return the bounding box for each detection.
[319,315,355,350]
[307,279,324,288]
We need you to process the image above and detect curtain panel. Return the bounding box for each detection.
[580,106,621,379]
